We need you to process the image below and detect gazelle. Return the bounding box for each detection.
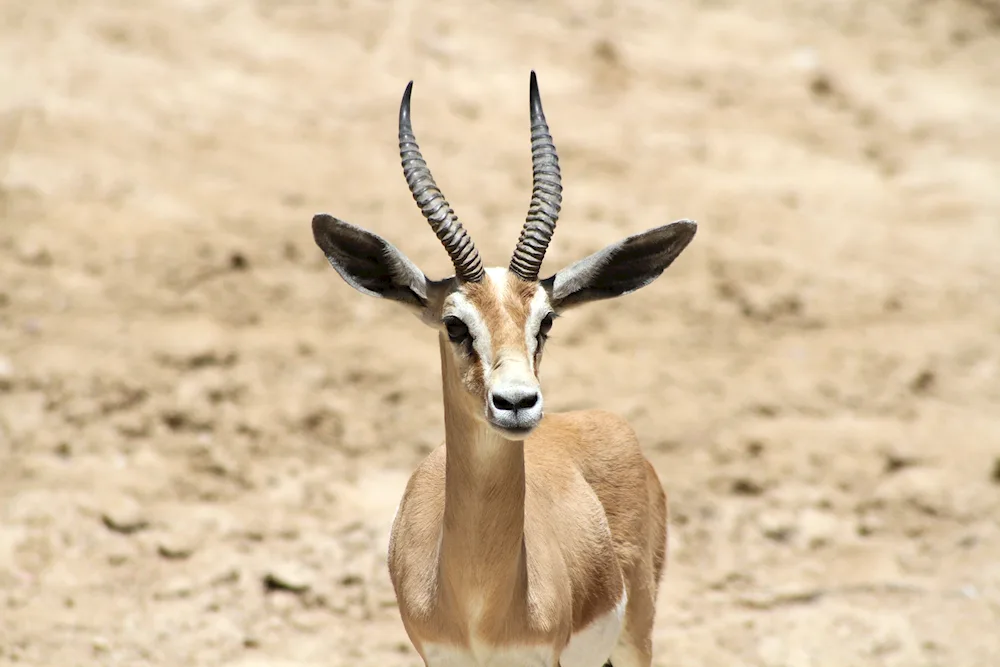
[311,72,696,667]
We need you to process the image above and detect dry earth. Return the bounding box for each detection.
[2,1,1000,665]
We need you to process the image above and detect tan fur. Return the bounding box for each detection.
[387,270,668,666]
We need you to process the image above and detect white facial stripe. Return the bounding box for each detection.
[443,292,493,378]
[524,284,552,373]
[479,269,513,381]
[485,267,509,301]
[445,269,551,381]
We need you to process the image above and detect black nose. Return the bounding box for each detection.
[491,388,540,412]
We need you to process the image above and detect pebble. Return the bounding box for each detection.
[100,496,149,535]
[17,241,52,266]
[157,533,197,560]
[263,563,311,594]
[758,509,796,543]
[856,512,883,537]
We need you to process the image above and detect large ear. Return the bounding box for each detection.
[312,213,431,310]
[541,220,696,311]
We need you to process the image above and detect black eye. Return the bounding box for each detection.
[443,317,471,345]
[538,313,554,337]
[536,313,555,348]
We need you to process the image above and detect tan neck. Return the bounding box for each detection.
[437,334,527,609]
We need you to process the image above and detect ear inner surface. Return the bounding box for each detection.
[543,220,697,310]
[312,213,429,308]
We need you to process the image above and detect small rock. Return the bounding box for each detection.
[869,633,902,657]
[731,477,766,496]
[265,589,301,613]
[339,572,364,587]
[883,450,919,475]
[157,539,195,561]
[263,564,311,594]
[229,251,249,271]
[592,38,620,66]
[758,510,796,543]
[990,458,1000,485]
[18,242,52,267]
[909,369,935,395]
[958,533,978,548]
[107,551,130,566]
[100,497,149,535]
[114,412,152,439]
[856,512,883,537]
[211,568,241,586]
[152,320,237,370]
[876,468,950,518]
[809,72,834,97]
[155,519,202,560]
[161,407,214,433]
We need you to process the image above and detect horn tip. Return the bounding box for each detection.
[400,81,414,125]
[529,71,542,116]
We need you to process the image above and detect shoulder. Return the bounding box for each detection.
[532,409,640,452]
[396,445,446,518]
[389,446,445,554]
[528,410,647,496]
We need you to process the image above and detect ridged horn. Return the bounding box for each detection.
[398,81,485,283]
[509,71,562,282]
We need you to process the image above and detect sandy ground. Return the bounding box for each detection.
[2,0,1000,665]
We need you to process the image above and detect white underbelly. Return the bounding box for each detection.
[558,590,627,667]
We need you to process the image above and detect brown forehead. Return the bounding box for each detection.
[461,273,537,351]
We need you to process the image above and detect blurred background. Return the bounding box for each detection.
[2,1,999,665]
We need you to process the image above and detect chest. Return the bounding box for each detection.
[417,596,625,667]
[420,643,555,667]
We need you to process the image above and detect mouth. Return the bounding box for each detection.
[491,424,535,439]
[486,415,541,440]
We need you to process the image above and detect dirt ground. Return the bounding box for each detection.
[2,0,1000,665]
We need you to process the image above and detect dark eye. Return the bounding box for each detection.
[443,317,471,346]
[536,313,554,347]
[538,313,554,337]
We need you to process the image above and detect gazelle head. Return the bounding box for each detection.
[313,72,696,440]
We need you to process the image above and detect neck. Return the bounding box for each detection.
[437,334,527,609]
